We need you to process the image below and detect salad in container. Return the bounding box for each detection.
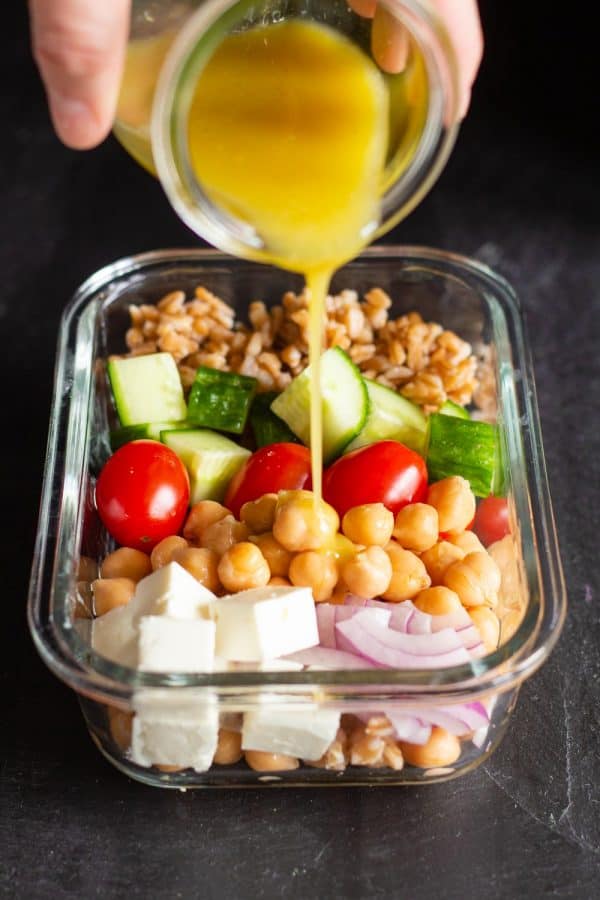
[28,247,566,788]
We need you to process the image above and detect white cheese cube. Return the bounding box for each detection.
[131,701,219,772]
[215,586,318,661]
[138,616,216,673]
[134,562,216,620]
[91,604,138,667]
[242,708,340,761]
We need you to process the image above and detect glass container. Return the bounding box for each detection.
[28,247,566,788]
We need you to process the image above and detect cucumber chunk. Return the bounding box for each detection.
[426,413,500,498]
[271,347,368,463]
[344,379,427,454]
[250,392,301,448]
[107,353,186,426]
[162,429,250,504]
[186,367,257,434]
[439,399,471,420]
[110,421,186,451]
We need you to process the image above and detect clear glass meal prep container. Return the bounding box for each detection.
[28,246,566,788]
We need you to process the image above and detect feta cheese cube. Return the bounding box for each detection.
[215,586,318,661]
[138,616,216,673]
[242,708,340,761]
[131,699,219,772]
[134,562,216,620]
[91,603,138,667]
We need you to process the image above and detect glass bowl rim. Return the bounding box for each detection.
[27,245,567,707]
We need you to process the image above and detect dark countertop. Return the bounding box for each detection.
[2,2,599,898]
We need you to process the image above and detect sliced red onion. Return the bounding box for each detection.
[283,646,374,669]
[335,612,471,669]
[315,604,336,649]
[430,606,473,632]
[386,713,432,745]
[456,623,485,650]
[316,604,391,649]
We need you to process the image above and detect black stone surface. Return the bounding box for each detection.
[2,2,599,898]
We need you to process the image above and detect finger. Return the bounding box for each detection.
[371,5,410,74]
[433,0,483,117]
[29,0,130,149]
[347,0,377,19]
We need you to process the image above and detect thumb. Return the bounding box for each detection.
[29,0,130,149]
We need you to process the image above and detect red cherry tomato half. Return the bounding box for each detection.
[224,443,312,518]
[96,440,190,551]
[323,440,428,518]
[473,497,510,546]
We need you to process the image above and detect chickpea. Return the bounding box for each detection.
[469,606,501,652]
[427,476,476,534]
[273,491,339,552]
[342,503,394,547]
[249,532,292,577]
[201,516,249,555]
[414,585,463,617]
[463,551,501,594]
[393,503,439,553]
[240,493,278,534]
[448,530,485,554]
[218,542,270,593]
[382,542,430,602]
[443,551,500,608]
[173,547,220,593]
[501,608,524,643]
[244,750,299,772]
[107,705,133,753]
[183,500,229,543]
[420,541,465,585]
[330,579,350,605]
[100,547,152,582]
[400,726,461,769]
[150,535,189,570]
[92,578,136,616]
[78,555,98,582]
[214,729,243,765]
[288,551,338,602]
[74,582,93,619]
[342,546,392,599]
[268,576,291,587]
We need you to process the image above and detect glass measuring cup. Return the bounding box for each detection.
[115,0,459,262]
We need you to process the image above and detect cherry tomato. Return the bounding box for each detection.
[323,441,428,518]
[96,440,190,551]
[473,497,510,546]
[224,443,312,518]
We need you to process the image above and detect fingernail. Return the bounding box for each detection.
[48,93,100,150]
[372,8,410,75]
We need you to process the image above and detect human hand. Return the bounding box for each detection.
[29,0,131,149]
[348,0,483,119]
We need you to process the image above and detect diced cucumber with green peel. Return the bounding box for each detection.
[107,353,186,426]
[186,367,258,434]
[439,399,471,420]
[426,413,500,498]
[162,429,250,504]
[110,421,187,451]
[271,347,368,463]
[344,379,427,454]
[250,392,301,448]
